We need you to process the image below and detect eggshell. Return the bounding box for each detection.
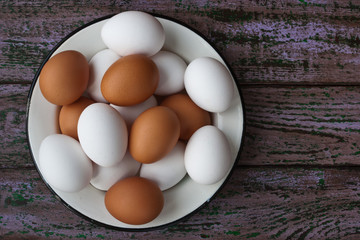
[101,54,159,106]
[39,134,93,192]
[101,11,165,57]
[90,152,141,191]
[161,93,211,140]
[39,50,89,105]
[105,176,164,225]
[140,141,186,191]
[129,106,180,164]
[111,95,157,129]
[59,96,95,140]
[184,125,232,185]
[87,49,120,103]
[77,103,128,167]
[151,51,187,95]
[184,57,234,113]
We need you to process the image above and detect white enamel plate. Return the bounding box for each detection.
[26,13,244,231]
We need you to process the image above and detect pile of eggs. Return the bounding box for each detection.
[38,11,235,225]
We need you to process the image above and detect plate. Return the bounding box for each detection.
[26,13,244,231]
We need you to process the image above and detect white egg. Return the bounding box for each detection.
[90,152,141,191]
[39,134,93,192]
[110,95,157,129]
[78,103,128,167]
[184,125,232,185]
[87,49,120,103]
[140,141,186,191]
[101,11,165,56]
[151,51,187,95]
[184,57,234,113]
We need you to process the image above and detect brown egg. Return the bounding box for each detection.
[161,93,211,140]
[39,50,89,105]
[59,96,95,140]
[101,54,159,106]
[105,176,164,225]
[129,106,180,164]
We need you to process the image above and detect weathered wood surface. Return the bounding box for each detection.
[241,86,360,166]
[1,167,360,239]
[1,0,360,239]
[2,0,360,85]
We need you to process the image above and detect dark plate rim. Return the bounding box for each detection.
[25,11,246,232]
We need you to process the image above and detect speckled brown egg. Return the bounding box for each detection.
[39,50,89,105]
[161,93,211,140]
[129,106,180,164]
[101,54,159,106]
[58,96,95,140]
[105,176,164,225]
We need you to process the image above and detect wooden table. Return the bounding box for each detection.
[1,0,360,239]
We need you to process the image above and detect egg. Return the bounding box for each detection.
[59,96,95,140]
[39,50,89,105]
[151,51,187,95]
[90,152,141,191]
[87,49,120,103]
[77,103,128,167]
[129,106,180,164]
[161,93,211,140]
[140,141,186,191]
[184,125,232,185]
[184,57,234,113]
[101,54,159,106]
[101,11,165,57]
[105,176,164,225]
[39,134,93,192]
[111,95,157,129]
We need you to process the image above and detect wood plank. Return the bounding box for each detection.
[3,84,360,168]
[0,167,359,239]
[241,86,360,165]
[1,1,360,84]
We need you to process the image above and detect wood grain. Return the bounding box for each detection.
[0,84,31,169]
[1,0,360,85]
[241,86,360,165]
[0,167,359,239]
